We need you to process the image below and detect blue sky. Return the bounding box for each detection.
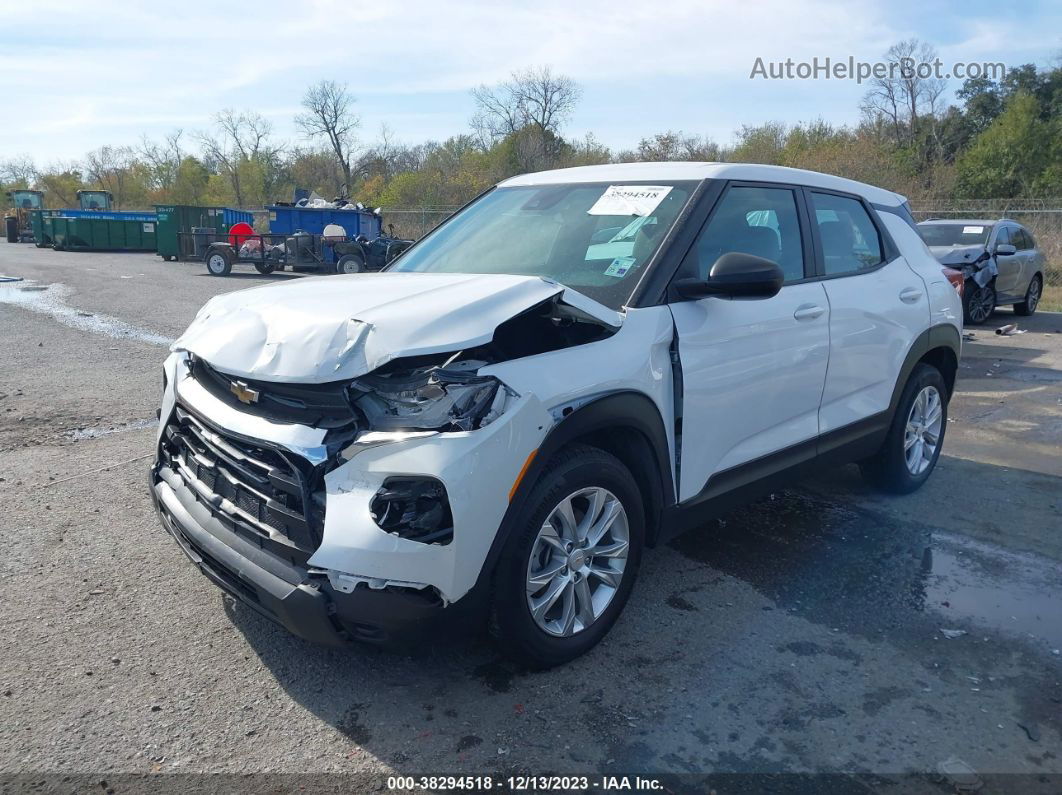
[2,0,1059,164]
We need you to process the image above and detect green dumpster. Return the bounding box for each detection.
[30,209,61,247]
[154,205,255,260]
[50,214,158,252]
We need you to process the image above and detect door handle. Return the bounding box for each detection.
[899,287,923,303]
[793,304,825,321]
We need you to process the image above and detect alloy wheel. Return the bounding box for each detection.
[525,487,629,637]
[904,385,943,475]
[1027,278,1041,311]
[969,286,993,323]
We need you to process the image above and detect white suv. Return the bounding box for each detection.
[149,163,962,667]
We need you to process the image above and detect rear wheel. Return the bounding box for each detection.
[490,445,643,668]
[254,261,276,275]
[963,281,995,325]
[206,249,232,276]
[860,363,948,494]
[1013,274,1042,316]
[335,254,366,274]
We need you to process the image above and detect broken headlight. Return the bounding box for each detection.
[350,358,512,432]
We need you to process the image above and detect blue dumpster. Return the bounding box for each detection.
[223,208,254,228]
[266,205,381,265]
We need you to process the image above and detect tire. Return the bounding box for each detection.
[962,280,995,325]
[489,444,644,668]
[253,261,276,275]
[205,249,232,276]
[860,363,948,494]
[1013,274,1042,316]
[335,254,365,275]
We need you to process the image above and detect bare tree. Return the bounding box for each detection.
[861,39,947,145]
[619,131,722,162]
[470,66,582,147]
[196,109,281,206]
[295,81,360,195]
[84,145,135,206]
[0,154,37,187]
[139,130,184,193]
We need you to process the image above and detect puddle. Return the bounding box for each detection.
[0,281,173,346]
[925,535,1062,650]
[66,418,157,441]
[669,489,1062,651]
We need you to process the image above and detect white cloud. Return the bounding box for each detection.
[1,0,1058,162]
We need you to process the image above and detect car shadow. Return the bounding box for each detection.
[222,456,1062,774]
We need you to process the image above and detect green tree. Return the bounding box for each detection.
[956,93,1051,197]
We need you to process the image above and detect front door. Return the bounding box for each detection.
[669,183,830,502]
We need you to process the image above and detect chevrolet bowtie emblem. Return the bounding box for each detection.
[230,380,260,404]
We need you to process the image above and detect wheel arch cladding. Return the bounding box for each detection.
[889,324,961,412]
[497,391,674,564]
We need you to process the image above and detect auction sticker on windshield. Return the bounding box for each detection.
[604,256,637,277]
[588,185,673,216]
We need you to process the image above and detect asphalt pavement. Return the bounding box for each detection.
[1,244,1060,785]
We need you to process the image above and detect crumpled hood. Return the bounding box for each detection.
[174,272,622,383]
[928,244,987,267]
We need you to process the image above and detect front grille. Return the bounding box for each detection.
[192,357,359,430]
[160,403,324,561]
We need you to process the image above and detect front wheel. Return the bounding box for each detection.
[205,249,232,276]
[490,444,644,668]
[254,261,276,275]
[1013,274,1042,316]
[963,281,995,325]
[860,363,948,494]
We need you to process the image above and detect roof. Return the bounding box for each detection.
[499,162,907,207]
[918,218,1000,226]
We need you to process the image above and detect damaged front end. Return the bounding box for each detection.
[150,277,619,645]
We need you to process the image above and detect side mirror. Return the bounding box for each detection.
[673,252,785,300]
[994,243,1016,256]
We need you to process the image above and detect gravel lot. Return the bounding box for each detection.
[1,245,1060,783]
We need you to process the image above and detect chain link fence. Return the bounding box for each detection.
[909,199,1062,310]
[380,207,459,241]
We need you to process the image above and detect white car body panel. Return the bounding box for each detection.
[172,272,620,384]
[669,282,831,500]
[500,161,907,207]
[817,257,930,434]
[317,393,552,602]
[882,214,963,332]
[152,161,963,645]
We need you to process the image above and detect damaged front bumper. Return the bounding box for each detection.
[149,352,552,645]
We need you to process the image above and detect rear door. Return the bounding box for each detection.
[668,183,830,501]
[806,190,929,435]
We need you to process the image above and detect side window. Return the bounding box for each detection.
[1013,228,1031,250]
[810,192,885,276]
[995,226,1011,248]
[682,186,806,283]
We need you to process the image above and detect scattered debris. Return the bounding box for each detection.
[0,275,23,283]
[940,628,967,639]
[962,332,976,341]
[937,756,982,791]
[995,324,1026,336]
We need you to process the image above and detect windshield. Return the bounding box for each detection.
[918,223,992,247]
[389,181,697,309]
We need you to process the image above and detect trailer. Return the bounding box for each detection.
[49,213,158,252]
[154,204,255,261]
[266,204,381,267]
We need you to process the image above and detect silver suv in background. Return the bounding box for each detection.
[918,219,1046,324]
